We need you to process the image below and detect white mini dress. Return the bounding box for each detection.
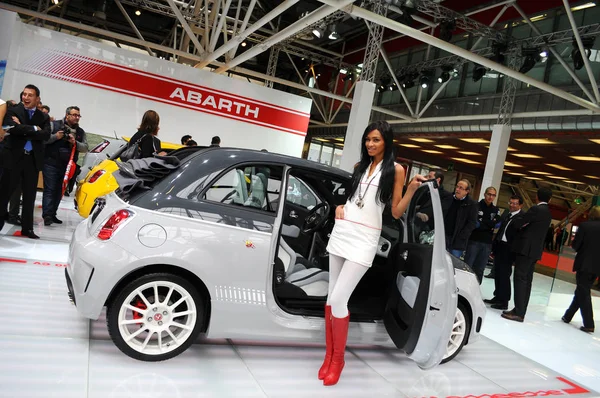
[326,162,385,267]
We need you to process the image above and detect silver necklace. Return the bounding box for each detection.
[355,166,381,209]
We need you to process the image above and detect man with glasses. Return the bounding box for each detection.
[464,187,500,283]
[42,106,88,226]
[484,195,524,310]
[442,179,478,259]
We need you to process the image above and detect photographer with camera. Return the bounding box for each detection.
[42,106,88,226]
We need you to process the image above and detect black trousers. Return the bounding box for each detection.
[513,254,537,318]
[564,271,597,329]
[493,241,515,304]
[0,154,39,231]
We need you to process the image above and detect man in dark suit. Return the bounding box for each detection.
[484,195,524,310]
[502,187,553,322]
[562,206,600,333]
[441,179,478,259]
[0,85,50,238]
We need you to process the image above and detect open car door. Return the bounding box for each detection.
[383,181,457,369]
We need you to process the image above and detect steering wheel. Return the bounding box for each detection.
[302,202,330,233]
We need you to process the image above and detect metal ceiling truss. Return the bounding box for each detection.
[360,0,388,83]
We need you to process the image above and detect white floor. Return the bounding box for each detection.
[1,193,600,397]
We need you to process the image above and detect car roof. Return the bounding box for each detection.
[187,147,352,180]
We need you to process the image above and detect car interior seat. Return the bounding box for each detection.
[277,224,329,297]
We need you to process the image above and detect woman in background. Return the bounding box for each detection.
[129,110,166,158]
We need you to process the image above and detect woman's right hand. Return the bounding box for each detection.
[335,205,345,219]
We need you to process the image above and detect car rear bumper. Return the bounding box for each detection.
[67,219,138,319]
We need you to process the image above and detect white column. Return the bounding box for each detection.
[480,124,511,203]
[339,80,376,172]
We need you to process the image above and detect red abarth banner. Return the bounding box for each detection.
[17,49,310,136]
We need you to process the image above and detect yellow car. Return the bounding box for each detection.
[75,137,184,218]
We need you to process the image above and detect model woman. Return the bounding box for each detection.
[318,120,424,386]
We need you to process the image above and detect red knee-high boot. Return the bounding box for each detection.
[323,313,350,386]
[318,305,333,380]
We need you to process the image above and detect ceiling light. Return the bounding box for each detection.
[400,144,421,148]
[504,161,523,168]
[547,175,568,179]
[435,145,459,149]
[519,48,542,74]
[241,41,247,47]
[512,153,542,158]
[52,0,59,4]
[473,63,487,82]
[507,172,526,176]
[461,138,489,144]
[328,24,340,40]
[439,20,456,42]
[570,155,600,161]
[590,139,600,144]
[526,176,544,180]
[451,157,482,165]
[312,26,325,39]
[135,9,141,16]
[458,151,482,156]
[565,180,585,184]
[571,2,596,12]
[334,138,344,142]
[438,65,456,84]
[515,138,558,144]
[507,146,517,151]
[314,138,330,142]
[420,71,432,89]
[584,175,599,179]
[572,37,595,70]
[546,163,574,171]
[422,150,443,154]
[530,171,551,175]
[410,138,435,143]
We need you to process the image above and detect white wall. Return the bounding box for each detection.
[0,10,311,157]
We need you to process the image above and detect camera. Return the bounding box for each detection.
[63,125,76,140]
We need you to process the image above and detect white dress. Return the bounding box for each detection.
[326,162,385,267]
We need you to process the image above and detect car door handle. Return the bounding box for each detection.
[289,210,298,219]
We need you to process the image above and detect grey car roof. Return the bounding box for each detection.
[186,147,353,179]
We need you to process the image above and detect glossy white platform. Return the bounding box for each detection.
[1,193,599,397]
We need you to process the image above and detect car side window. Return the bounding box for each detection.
[203,164,282,213]
[286,176,320,210]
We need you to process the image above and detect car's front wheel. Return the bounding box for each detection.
[107,273,204,361]
[441,301,470,364]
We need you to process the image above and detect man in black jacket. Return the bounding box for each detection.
[484,195,524,310]
[464,186,500,283]
[442,179,478,259]
[562,206,600,332]
[502,187,553,322]
[42,106,88,226]
[0,85,50,238]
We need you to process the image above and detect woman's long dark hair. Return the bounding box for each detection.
[139,110,160,135]
[347,120,396,205]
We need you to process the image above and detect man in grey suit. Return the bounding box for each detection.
[502,187,553,322]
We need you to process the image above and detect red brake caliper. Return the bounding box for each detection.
[132,298,147,324]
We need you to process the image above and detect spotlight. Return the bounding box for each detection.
[439,19,456,43]
[398,5,415,26]
[438,65,455,83]
[135,9,141,16]
[52,0,59,4]
[328,24,340,40]
[343,73,354,82]
[519,48,542,74]
[491,43,507,65]
[472,63,487,82]
[241,41,247,47]
[400,72,417,89]
[539,50,548,58]
[404,0,418,9]
[312,25,325,39]
[572,37,595,70]
[419,71,433,89]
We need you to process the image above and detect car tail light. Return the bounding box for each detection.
[90,140,110,153]
[87,170,106,183]
[98,209,133,240]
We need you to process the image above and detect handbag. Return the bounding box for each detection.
[120,133,148,162]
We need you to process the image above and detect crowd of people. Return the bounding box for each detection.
[0,84,88,239]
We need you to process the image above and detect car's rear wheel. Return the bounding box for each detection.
[441,301,470,364]
[107,273,204,361]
